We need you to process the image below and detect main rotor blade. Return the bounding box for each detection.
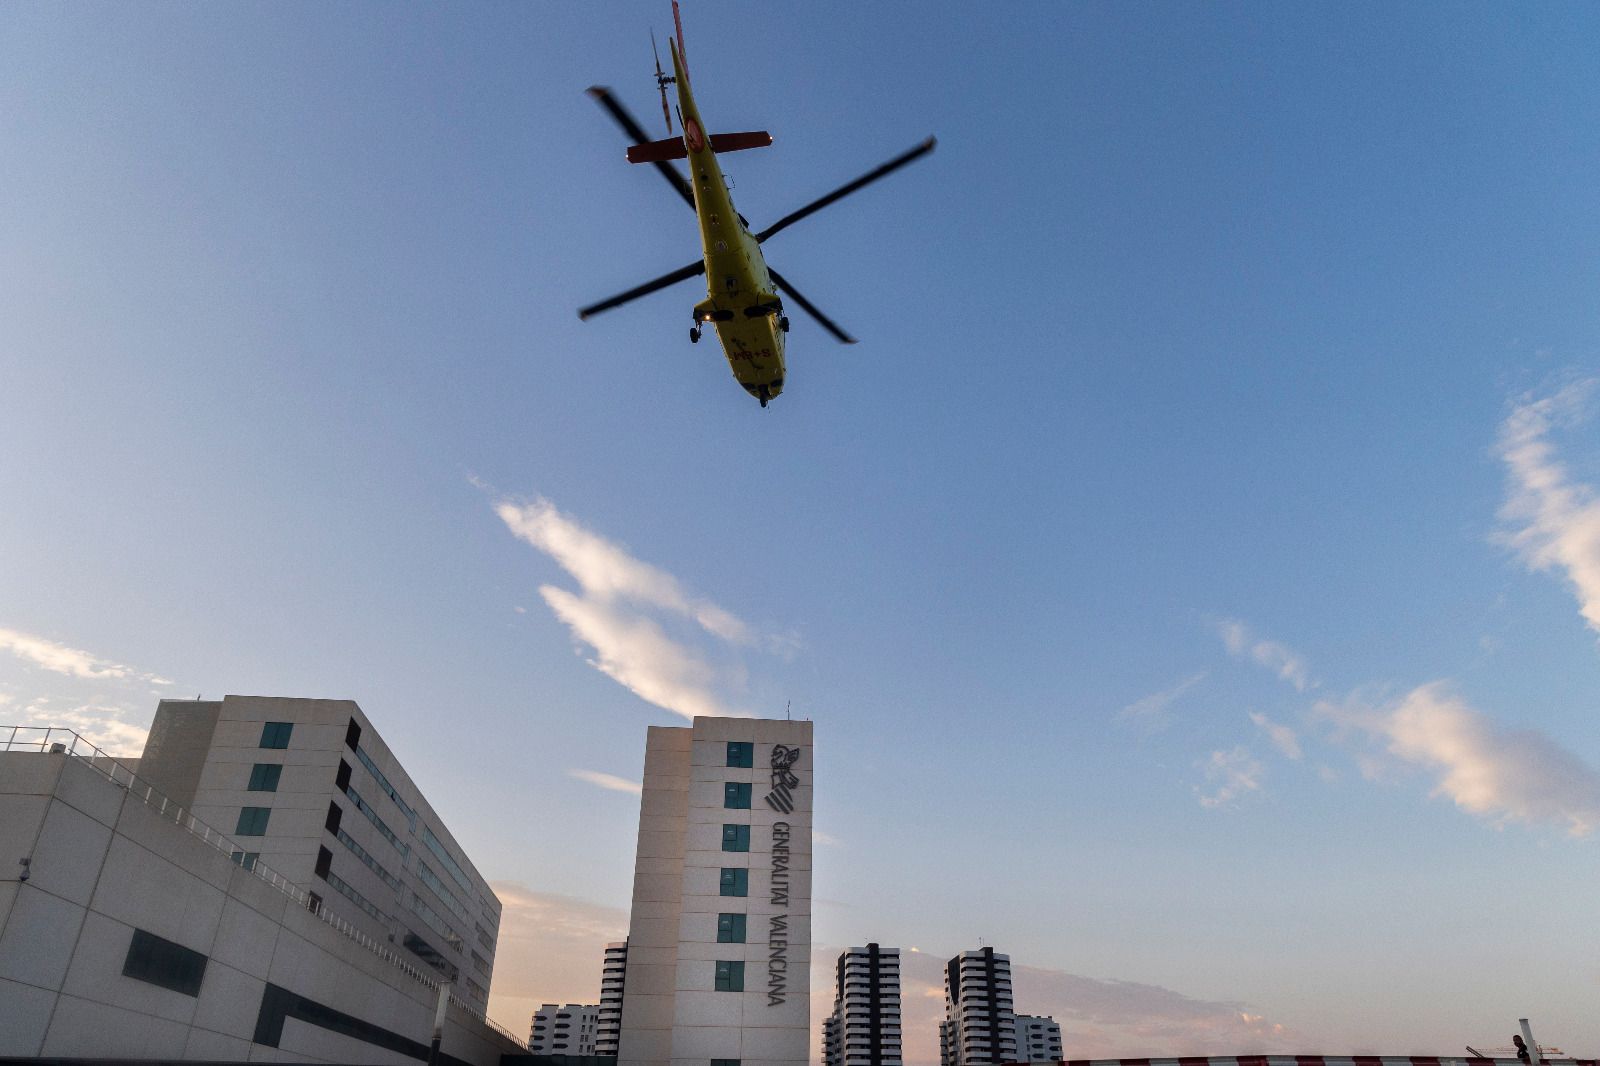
[587,86,695,210]
[755,136,936,244]
[579,259,706,320]
[770,268,856,345]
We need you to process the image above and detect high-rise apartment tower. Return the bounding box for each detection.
[939,947,1016,1066]
[616,718,813,1066]
[823,944,903,1066]
[531,1004,602,1055]
[597,939,629,1056]
[1013,1015,1063,1062]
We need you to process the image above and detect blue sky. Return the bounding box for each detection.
[3,1,1599,1058]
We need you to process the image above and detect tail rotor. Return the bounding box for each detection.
[651,31,675,134]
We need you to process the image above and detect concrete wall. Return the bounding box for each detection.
[0,751,521,1065]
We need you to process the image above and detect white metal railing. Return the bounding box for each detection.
[3,725,527,1051]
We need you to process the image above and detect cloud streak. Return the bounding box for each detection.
[1215,618,1313,691]
[1249,711,1303,759]
[1116,672,1206,733]
[1316,682,1600,836]
[1196,746,1263,808]
[568,769,643,795]
[0,627,171,686]
[497,497,785,720]
[1496,379,1600,637]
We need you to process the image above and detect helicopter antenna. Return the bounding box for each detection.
[651,30,674,134]
[786,700,791,721]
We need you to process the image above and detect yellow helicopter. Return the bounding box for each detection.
[579,3,935,407]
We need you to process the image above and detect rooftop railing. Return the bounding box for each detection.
[2,725,526,1052]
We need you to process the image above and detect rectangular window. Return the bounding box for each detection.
[235,807,271,836]
[123,928,207,996]
[723,782,751,809]
[721,824,750,852]
[714,960,745,992]
[335,759,352,791]
[718,868,748,897]
[325,802,343,835]
[712,1059,743,1066]
[314,845,333,879]
[247,763,282,792]
[726,742,753,768]
[259,722,293,749]
[716,913,746,943]
[345,717,362,750]
[230,850,259,871]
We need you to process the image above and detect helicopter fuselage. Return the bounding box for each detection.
[673,43,786,406]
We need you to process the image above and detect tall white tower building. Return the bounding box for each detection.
[1013,1015,1063,1062]
[823,944,903,1066]
[939,948,1016,1066]
[617,718,813,1066]
[598,939,629,1056]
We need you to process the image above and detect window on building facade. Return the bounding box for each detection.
[259,722,293,749]
[721,824,750,852]
[123,929,207,996]
[230,850,259,871]
[726,742,753,767]
[235,807,271,836]
[336,759,352,790]
[712,1059,742,1066]
[247,763,282,791]
[314,845,333,879]
[723,782,751,809]
[714,960,745,991]
[718,868,748,896]
[716,912,746,942]
[345,717,362,750]
[324,801,343,834]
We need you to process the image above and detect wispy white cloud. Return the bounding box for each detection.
[812,829,842,847]
[1496,380,1600,637]
[497,498,754,644]
[1214,617,1313,691]
[1315,682,1600,836]
[0,626,171,686]
[9,697,151,756]
[567,769,642,795]
[1249,711,1303,759]
[1116,672,1206,732]
[497,496,787,720]
[1196,746,1263,808]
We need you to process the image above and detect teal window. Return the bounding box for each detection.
[722,824,750,852]
[230,851,259,871]
[716,913,746,943]
[714,960,745,992]
[719,868,747,897]
[726,742,753,768]
[247,764,282,792]
[235,807,271,836]
[259,722,293,749]
[723,782,751,809]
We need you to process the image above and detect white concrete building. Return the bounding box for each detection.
[137,695,502,1009]
[0,728,523,1063]
[1013,1015,1063,1062]
[617,718,812,1066]
[532,1003,602,1055]
[823,943,903,1066]
[598,939,629,1056]
[939,947,1017,1066]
